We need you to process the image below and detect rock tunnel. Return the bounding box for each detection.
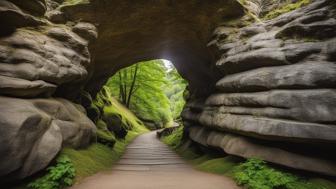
[1,0,336,183]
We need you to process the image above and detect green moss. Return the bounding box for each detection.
[309,179,336,189]
[94,87,148,132]
[236,0,262,23]
[263,0,311,20]
[61,0,89,6]
[162,128,336,189]
[96,120,116,147]
[61,144,116,183]
[161,126,183,149]
[61,128,146,184]
[196,156,242,176]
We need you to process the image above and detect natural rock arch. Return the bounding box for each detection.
[1,0,336,181]
[59,0,244,96]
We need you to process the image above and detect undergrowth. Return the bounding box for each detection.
[25,93,148,189]
[162,127,336,189]
[62,129,146,184]
[27,155,75,189]
[233,158,323,189]
[161,126,184,149]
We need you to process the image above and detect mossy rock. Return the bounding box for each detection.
[102,115,128,139]
[263,0,311,20]
[87,104,100,123]
[96,120,116,147]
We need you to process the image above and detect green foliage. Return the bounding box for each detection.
[163,129,335,189]
[105,60,187,129]
[161,126,184,149]
[263,0,311,20]
[233,158,323,189]
[96,119,116,147]
[61,129,147,183]
[93,87,148,132]
[28,155,75,189]
[196,156,242,175]
[165,69,188,120]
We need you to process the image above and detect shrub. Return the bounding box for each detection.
[233,158,323,189]
[28,155,75,189]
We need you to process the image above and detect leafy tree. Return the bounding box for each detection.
[105,60,187,129]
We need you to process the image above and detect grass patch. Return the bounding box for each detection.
[263,0,311,20]
[161,126,184,149]
[162,127,336,189]
[62,129,146,184]
[196,156,242,176]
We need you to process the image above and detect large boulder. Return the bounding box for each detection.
[0,96,96,179]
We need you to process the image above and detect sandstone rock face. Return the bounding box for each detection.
[184,0,336,176]
[57,0,244,95]
[0,96,96,179]
[0,0,97,180]
[1,0,336,180]
[2,0,243,180]
[188,126,336,176]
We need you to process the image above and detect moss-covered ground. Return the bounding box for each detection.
[162,127,336,189]
[62,129,147,184]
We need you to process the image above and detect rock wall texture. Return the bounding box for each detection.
[0,0,244,180]
[1,0,336,181]
[183,0,336,176]
[0,0,97,180]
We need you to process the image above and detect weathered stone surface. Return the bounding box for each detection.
[0,75,56,97]
[216,62,336,92]
[7,0,47,16]
[0,0,42,36]
[58,0,244,95]
[217,47,289,74]
[0,26,91,98]
[1,0,336,179]
[0,96,96,179]
[188,126,336,176]
[205,89,336,123]
[198,110,336,143]
[72,22,98,42]
[184,0,336,176]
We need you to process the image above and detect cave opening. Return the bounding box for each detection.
[2,0,336,188]
[91,59,188,135]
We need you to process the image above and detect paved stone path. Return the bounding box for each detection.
[71,131,240,189]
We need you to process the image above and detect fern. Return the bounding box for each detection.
[28,155,75,189]
[233,158,325,189]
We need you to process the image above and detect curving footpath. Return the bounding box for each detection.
[71,131,240,189]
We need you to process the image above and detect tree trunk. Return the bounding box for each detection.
[126,64,139,107]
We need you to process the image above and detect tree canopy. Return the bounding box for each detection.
[104,59,188,129]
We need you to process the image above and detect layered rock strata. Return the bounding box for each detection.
[0,0,97,179]
[183,0,336,176]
